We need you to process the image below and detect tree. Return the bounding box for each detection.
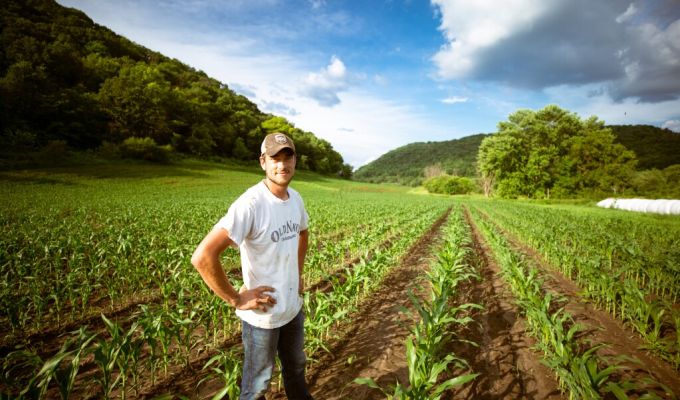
[338,163,353,179]
[97,63,173,143]
[477,105,636,198]
[631,169,666,197]
[185,122,217,156]
[0,61,47,136]
[423,175,475,195]
[630,164,680,198]
[232,137,250,160]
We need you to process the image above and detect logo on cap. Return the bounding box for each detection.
[274,134,288,144]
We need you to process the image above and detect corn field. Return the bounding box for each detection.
[1,162,679,399]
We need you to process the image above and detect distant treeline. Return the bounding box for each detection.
[355,124,680,189]
[609,124,680,170]
[0,0,351,176]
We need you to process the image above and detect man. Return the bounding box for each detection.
[191,132,313,400]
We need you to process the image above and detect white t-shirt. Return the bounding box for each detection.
[215,181,309,329]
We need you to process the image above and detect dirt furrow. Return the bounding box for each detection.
[449,208,563,399]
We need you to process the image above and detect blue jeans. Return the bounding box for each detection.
[240,309,313,400]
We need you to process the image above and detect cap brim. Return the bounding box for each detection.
[264,145,295,157]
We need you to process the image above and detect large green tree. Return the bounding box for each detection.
[477,105,636,198]
[97,63,174,143]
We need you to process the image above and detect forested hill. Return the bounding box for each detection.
[353,134,488,186]
[0,0,350,175]
[609,125,680,170]
[354,125,680,186]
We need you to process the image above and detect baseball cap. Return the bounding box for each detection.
[261,133,296,156]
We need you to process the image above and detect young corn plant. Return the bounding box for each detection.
[302,210,439,361]
[17,327,97,400]
[356,336,478,400]
[197,349,241,400]
[93,314,139,399]
[1,349,42,398]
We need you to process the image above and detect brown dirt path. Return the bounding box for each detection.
[448,208,563,399]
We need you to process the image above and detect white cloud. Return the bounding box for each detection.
[611,18,680,101]
[228,83,257,98]
[616,3,637,23]
[261,100,299,116]
[441,96,468,104]
[373,74,388,85]
[308,0,325,9]
[300,56,354,107]
[662,119,680,132]
[431,0,551,79]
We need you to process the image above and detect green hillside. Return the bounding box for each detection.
[609,125,680,170]
[355,125,679,186]
[0,0,349,175]
[353,134,488,186]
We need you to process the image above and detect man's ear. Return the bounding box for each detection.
[259,155,266,170]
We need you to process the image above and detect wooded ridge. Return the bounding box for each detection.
[0,0,351,176]
[355,125,680,187]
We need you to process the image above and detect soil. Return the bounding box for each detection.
[471,206,680,398]
[446,209,563,399]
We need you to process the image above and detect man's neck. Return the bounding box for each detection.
[264,179,289,200]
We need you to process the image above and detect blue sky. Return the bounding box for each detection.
[59,0,680,168]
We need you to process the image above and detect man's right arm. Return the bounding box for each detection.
[191,228,276,311]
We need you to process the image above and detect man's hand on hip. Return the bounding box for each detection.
[235,286,276,311]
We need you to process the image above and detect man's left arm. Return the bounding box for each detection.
[298,229,309,295]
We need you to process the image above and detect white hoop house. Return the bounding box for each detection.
[597,198,680,215]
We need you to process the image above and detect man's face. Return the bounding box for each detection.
[260,148,296,187]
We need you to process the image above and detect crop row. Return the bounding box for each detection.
[357,206,481,398]
[468,206,674,398]
[471,200,680,301]
[198,206,447,399]
[468,200,680,368]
